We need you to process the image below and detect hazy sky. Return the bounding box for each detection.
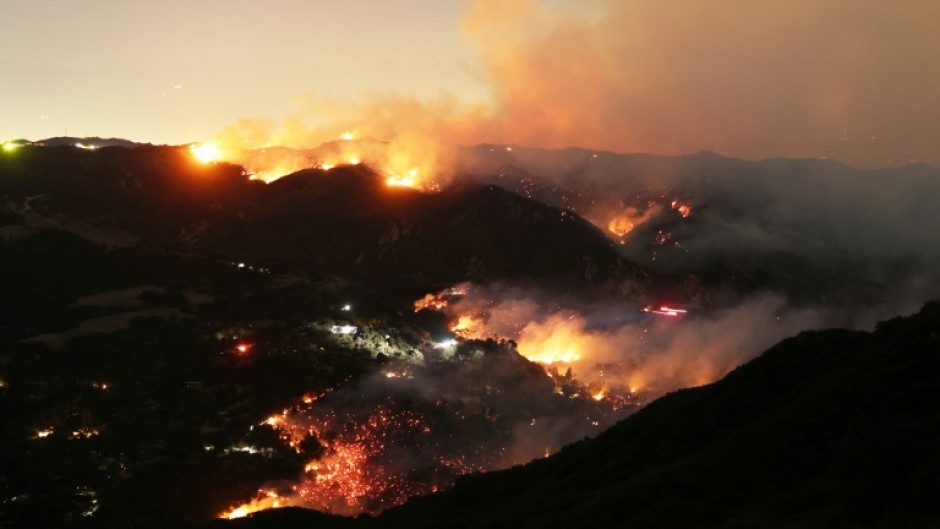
[3,0,939,168]
[0,0,481,143]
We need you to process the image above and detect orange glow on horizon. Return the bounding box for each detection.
[189,141,223,164]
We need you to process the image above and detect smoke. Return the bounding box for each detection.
[209,0,940,183]
[458,0,940,168]
[210,93,476,185]
[436,283,835,394]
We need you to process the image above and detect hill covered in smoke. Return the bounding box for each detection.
[456,145,940,318]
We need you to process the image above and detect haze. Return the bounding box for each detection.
[3,0,939,168]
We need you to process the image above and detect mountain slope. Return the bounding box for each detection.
[204,166,640,289]
[222,301,940,529]
[457,146,940,305]
[0,146,648,299]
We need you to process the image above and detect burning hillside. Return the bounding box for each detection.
[413,283,828,396]
[220,334,641,519]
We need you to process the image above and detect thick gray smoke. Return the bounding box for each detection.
[455,146,940,316]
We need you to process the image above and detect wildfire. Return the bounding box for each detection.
[386,168,419,188]
[222,489,287,519]
[414,285,469,313]
[602,205,658,241]
[608,216,635,237]
[223,396,493,519]
[189,141,223,164]
[449,315,482,338]
[671,199,693,218]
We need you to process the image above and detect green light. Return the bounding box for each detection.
[2,142,19,153]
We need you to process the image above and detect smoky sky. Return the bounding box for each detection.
[213,0,940,171]
[456,0,940,168]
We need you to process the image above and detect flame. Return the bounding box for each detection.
[224,398,490,518]
[671,199,693,218]
[386,168,420,188]
[449,315,482,338]
[340,131,355,141]
[189,141,223,164]
[607,216,635,237]
[221,489,290,519]
[599,205,660,241]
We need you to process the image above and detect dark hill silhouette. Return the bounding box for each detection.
[37,136,145,149]
[218,301,940,529]
[202,165,640,289]
[0,146,648,300]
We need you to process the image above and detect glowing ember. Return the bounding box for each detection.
[671,199,693,218]
[236,343,252,354]
[225,396,495,519]
[34,428,54,439]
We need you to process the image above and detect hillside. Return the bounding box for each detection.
[222,301,940,529]
[0,145,647,301]
[204,166,640,290]
[457,146,940,305]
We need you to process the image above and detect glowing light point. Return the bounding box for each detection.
[2,142,18,153]
[340,131,355,141]
[189,141,222,164]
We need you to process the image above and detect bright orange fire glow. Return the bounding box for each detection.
[222,398,490,519]
[607,216,635,237]
[189,141,223,164]
[386,168,420,188]
[449,315,481,338]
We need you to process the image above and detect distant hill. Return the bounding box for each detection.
[217,301,940,529]
[37,136,146,149]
